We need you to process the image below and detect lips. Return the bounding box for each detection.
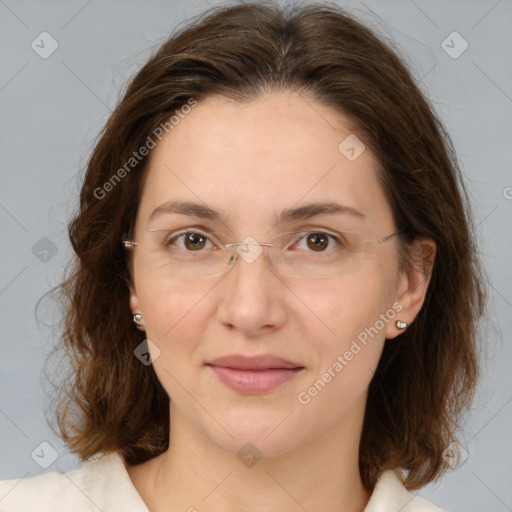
[206,354,303,371]
[206,354,304,394]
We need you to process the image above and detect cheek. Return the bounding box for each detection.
[305,271,394,336]
[294,277,392,417]
[135,276,211,347]
[135,278,212,400]
[299,271,395,375]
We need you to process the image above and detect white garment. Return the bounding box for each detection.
[0,451,445,511]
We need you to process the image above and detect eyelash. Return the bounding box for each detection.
[163,229,346,252]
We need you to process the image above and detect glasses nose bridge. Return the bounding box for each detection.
[224,239,277,269]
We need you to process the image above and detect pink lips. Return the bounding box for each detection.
[206,354,304,394]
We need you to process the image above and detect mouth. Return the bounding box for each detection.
[205,354,305,394]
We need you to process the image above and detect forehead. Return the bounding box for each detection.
[137,91,391,232]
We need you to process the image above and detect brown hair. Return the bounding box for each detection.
[42,0,489,492]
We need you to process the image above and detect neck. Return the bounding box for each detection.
[127,397,372,512]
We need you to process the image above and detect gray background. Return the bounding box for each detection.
[0,0,511,510]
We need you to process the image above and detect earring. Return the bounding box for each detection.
[395,320,408,330]
[133,313,144,326]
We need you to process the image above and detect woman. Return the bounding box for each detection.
[0,1,487,510]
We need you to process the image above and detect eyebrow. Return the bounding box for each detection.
[147,200,365,227]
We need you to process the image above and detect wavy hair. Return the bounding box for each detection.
[41,0,489,492]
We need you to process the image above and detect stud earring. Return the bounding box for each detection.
[133,313,144,326]
[395,320,408,330]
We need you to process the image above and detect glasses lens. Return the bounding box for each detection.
[138,230,229,279]
[269,231,378,279]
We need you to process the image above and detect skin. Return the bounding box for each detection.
[125,90,436,512]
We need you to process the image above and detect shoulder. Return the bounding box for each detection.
[365,469,446,512]
[0,452,148,512]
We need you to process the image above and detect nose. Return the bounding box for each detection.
[215,241,288,336]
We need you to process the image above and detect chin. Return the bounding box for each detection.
[201,406,309,460]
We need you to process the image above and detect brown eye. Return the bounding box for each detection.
[305,232,330,252]
[183,232,208,250]
[166,231,213,251]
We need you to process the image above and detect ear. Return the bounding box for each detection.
[128,281,145,332]
[123,231,145,331]
[386,237,436,340]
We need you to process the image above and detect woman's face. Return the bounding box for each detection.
[128,90,406,457]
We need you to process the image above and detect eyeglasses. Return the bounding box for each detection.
[122,227,405,280]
